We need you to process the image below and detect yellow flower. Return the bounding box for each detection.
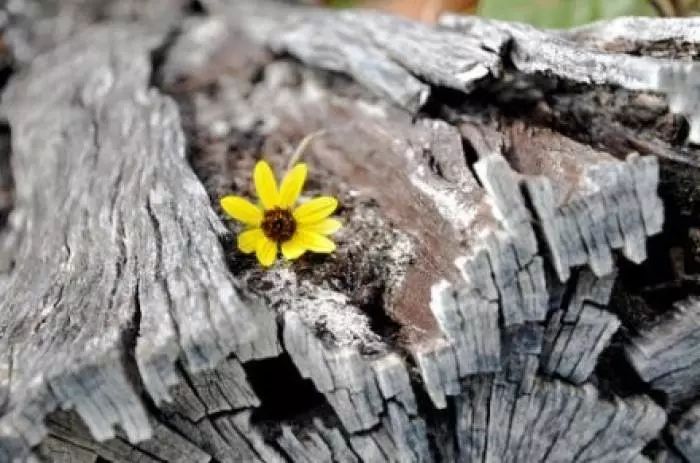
[220,160,341,267]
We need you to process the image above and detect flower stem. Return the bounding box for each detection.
[286,129,326,171]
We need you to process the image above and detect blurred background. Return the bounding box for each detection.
[315,0,700,26]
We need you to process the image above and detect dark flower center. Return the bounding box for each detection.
[261,208,296,242]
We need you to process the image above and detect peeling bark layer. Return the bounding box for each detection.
[1,1,699,462]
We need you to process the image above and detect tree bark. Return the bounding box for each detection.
[1,1,699,462]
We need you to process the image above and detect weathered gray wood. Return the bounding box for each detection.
[441,14,700,145]
[542,270,620,384]
[37,436,97,463]
[3,0,187,65]
[161,379,282,463]
[2,0,698,462]
[449,325,665,463]
[494,122,662,280]
[202,0,700,145]
[562,16,700,46]
[0,22,270,461]
[625,297,700,404]
[441,14,667,90]
[44,410,210,463]
[202,0,504,112]
[670,402,700,462]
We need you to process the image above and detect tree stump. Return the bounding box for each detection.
[1,1,700,462]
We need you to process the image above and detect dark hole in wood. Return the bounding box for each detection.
[149,27,182,89]
[419,85,470,122]
[246,353,327,422]
[642,438,667,461]
[0,121,13,230]
[185,0,206,15]
[412,375,458,462]
[460,136,482,188]
[594,335,665,404]
[673,115,691,146]
[0,61,13,93]
[358,281,404,353]
[658,161,700,230]
[613,232,692,331]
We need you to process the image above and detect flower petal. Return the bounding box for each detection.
[299,218,342,235]
[254,160,279,210]
[256,236,278,267]
[281,235,307,260]
[278,163,307,209]
[295,229,336,253]
[293,196,338,224]
[220,196,263,226]
[237,228,265,254]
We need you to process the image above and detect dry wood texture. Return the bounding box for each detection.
[0,0,699,462]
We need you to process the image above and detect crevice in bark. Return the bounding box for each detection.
[0,56,14,93]
[535,84,691,152]
[0,121,12,232]
[417,380,453,462]
[120,281,145,399]
[0,18,15,233]
[459,136,483,188]
[150,26,184,90]
[663,429,693,463]
[524,84,700,237]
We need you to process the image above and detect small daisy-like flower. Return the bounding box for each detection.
[220,160,341,267]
